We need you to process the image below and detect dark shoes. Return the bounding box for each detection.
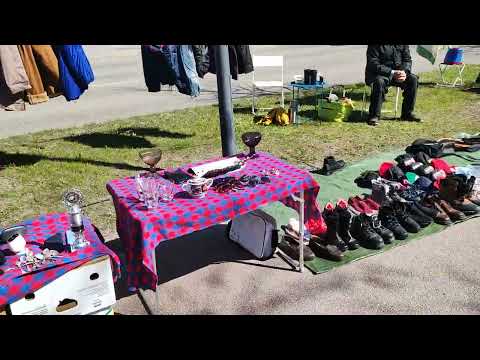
[405,203,433,228]
[278,235,316,262]
[400,113,422,122]
[335,200,360,250]
[367,214,395,244]
[322,203,348,252]
[309,235,344,262]
[379,204,409,240]
[350,213,384,250]
[318,156,345,176]
[416,198,452,225]
[367,116,380,126]
[392,201,421,233]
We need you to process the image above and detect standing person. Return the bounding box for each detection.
[365,45,421,126]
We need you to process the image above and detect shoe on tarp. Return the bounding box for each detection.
[278,235,316,262]
[318,156,345,176]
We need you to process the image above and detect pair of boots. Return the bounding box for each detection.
[439,174,480,216]
[320,200,359,252]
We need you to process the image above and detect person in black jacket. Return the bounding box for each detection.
[365,45,421,126]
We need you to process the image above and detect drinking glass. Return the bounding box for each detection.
[159,181,176,202]
[135,172,149,201]
[142,176,160,210]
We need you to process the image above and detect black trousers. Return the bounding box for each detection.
[368,73,418,118]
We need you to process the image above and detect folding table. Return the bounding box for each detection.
[106,152,326,314]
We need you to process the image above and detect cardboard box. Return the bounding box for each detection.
[9,255,116,315]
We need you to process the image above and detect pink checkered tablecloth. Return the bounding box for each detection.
[106,152,326,291]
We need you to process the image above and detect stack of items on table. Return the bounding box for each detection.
[141,45,253,97]
[278,135,480,262]
[0,45,94,111]
[0,213,120,315]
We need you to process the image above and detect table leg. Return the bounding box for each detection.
[137,249,161,315]
[298,190,305,273]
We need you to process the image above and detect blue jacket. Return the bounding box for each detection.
[54,45,94,101]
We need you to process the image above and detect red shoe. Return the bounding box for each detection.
[348,197,368,214]
[362,196,380,211]
[351,196,376,215]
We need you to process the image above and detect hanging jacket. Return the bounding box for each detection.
[234,45,253,74]
[208,45,253,80]
[191,45,210,78]
[141,45,200,96]
[0,45,31,110]
[54,45,94,101]
[177,45,200,97]
[17,45,49,104]
[0,46,31,95]
[141,45,176,92]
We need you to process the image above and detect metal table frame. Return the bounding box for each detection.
[289,81,327,123]
[137,190,306,315]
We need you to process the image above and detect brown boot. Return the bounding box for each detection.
[435,198,467,221]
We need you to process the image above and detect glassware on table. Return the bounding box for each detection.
[139,148,163,173]
[142,175,160,210]
[135,172,149,201]
[241,132,262,158]
[159,181,176,202]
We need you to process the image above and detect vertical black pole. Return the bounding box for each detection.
[215,45,237,157]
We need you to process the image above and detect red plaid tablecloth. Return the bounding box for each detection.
[0,213,120,307]
[106,152,326,291]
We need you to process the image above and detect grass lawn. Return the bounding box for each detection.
[1,65,479,236]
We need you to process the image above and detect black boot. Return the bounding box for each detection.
[393,201,421,233]
[319,156,345,176]
[335,200,360,250]
[350,214,384,250]
[323,203,348,252]
[367,214,395,244]
[405,202,433,227]
[379,204,409,240]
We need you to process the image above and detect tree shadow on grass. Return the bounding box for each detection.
[64,133,155,149]
[116,127,193,139]
[0,151,144,172]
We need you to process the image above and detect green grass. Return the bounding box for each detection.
[1,65,479,235]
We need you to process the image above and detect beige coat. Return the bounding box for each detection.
[0,45,31,110]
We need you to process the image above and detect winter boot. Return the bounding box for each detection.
[335,199,360,250]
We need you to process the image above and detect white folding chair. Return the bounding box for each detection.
[438,62,466,87]
[251,56,284,115]
[361,84,401,119]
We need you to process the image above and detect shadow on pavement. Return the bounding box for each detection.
[105,223,295,302]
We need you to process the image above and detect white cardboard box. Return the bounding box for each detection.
[9,255,116,315]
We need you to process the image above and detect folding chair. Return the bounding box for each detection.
[361,84,401,119]
[438,62,465,87]
[251,56,284,115]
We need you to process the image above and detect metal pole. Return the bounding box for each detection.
[214,45,237,157]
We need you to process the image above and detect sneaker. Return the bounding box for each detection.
[379,205,409,240]
[361,196,381,211]
[392,201,421,233]
[367,214,395,244]
[335,199,360,250]
[348,197,376,215]
[350,214,384,250]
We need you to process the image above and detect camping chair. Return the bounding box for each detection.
[438,63,465,87]
[437,47,465,87]
[361,84,401,120]
[251,56,284,115]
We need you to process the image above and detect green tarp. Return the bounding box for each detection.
[261,149,477,274]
